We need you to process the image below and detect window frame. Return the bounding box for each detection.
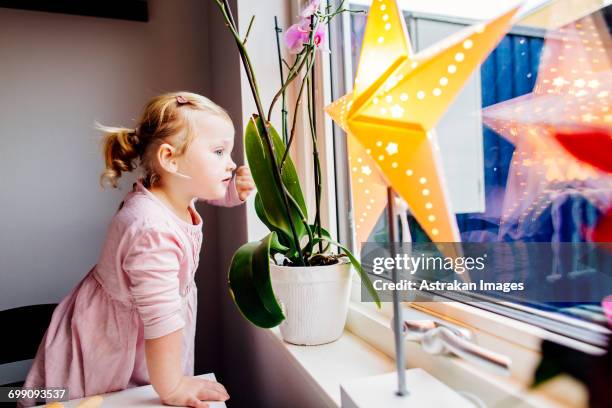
[315,0,609,401]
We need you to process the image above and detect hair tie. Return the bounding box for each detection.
[129,127,141,149]
[176,95,188,104]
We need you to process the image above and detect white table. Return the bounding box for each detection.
[35,373,227,407]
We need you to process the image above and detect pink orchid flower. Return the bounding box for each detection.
[313,24,326,47]
[284,21,310,54]
[285,16,326,54]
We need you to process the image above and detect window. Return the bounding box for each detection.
[327,0,611,354]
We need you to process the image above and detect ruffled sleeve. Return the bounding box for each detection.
[204,174,245,207]
[123,224,185,339]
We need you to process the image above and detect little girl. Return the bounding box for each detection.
[19,92,255,408]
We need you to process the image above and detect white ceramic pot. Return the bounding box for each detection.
[269,258,353,345]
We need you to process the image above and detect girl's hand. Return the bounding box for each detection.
[235,166,256,201]
[160,376,229,408]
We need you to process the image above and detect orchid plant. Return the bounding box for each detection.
[212,0,381,328]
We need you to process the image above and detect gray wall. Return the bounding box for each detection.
[0,0,222,382]
[0,0,215,308]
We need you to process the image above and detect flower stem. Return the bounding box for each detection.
[308,14,323,254]
[214,0,305,265]
[267,53,309,122]
[243,15,255,45]
[280,46,315,172]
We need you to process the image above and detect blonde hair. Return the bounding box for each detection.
[99,91,232,188]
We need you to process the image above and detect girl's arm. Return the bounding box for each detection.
[144,328,183,399]
[145,329,230,407]
[125,225,229,406]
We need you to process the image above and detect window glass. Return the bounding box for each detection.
[336,1,612,341]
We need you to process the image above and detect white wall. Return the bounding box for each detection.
[0,0,212,310]
[0,0,217,382]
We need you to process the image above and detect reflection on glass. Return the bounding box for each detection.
[344,2,611,331]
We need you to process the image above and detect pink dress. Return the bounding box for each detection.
[18,178,244,407]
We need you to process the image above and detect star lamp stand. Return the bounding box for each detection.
[340,187,471,408]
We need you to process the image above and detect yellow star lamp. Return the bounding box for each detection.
[326,0,519,245]
[327,93,389,244]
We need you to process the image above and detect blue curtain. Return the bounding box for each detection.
[481,35,542,196]
[456,35,544,240]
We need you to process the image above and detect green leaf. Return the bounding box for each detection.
[308,224,331,253]
[310,224,331,239]
[254,192,271,228]
[318,237,382,308]
[245,116,307,247]
[254,192,290,246]
[228,232,285,328]
[269,230,289,253]
[255,192,300,260]
[264,118,308,218]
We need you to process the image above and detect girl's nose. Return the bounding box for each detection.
[228,160,237,172]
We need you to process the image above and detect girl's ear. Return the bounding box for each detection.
[157,143,179,174]
[157,143,193,180]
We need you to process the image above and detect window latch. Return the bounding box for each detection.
[396,318,512,376]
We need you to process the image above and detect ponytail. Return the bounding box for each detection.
[98,124,141,188]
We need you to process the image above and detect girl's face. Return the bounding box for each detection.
[176,111,237,201]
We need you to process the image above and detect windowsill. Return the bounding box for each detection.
[266,302,590,408]
[265,325,395,407]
